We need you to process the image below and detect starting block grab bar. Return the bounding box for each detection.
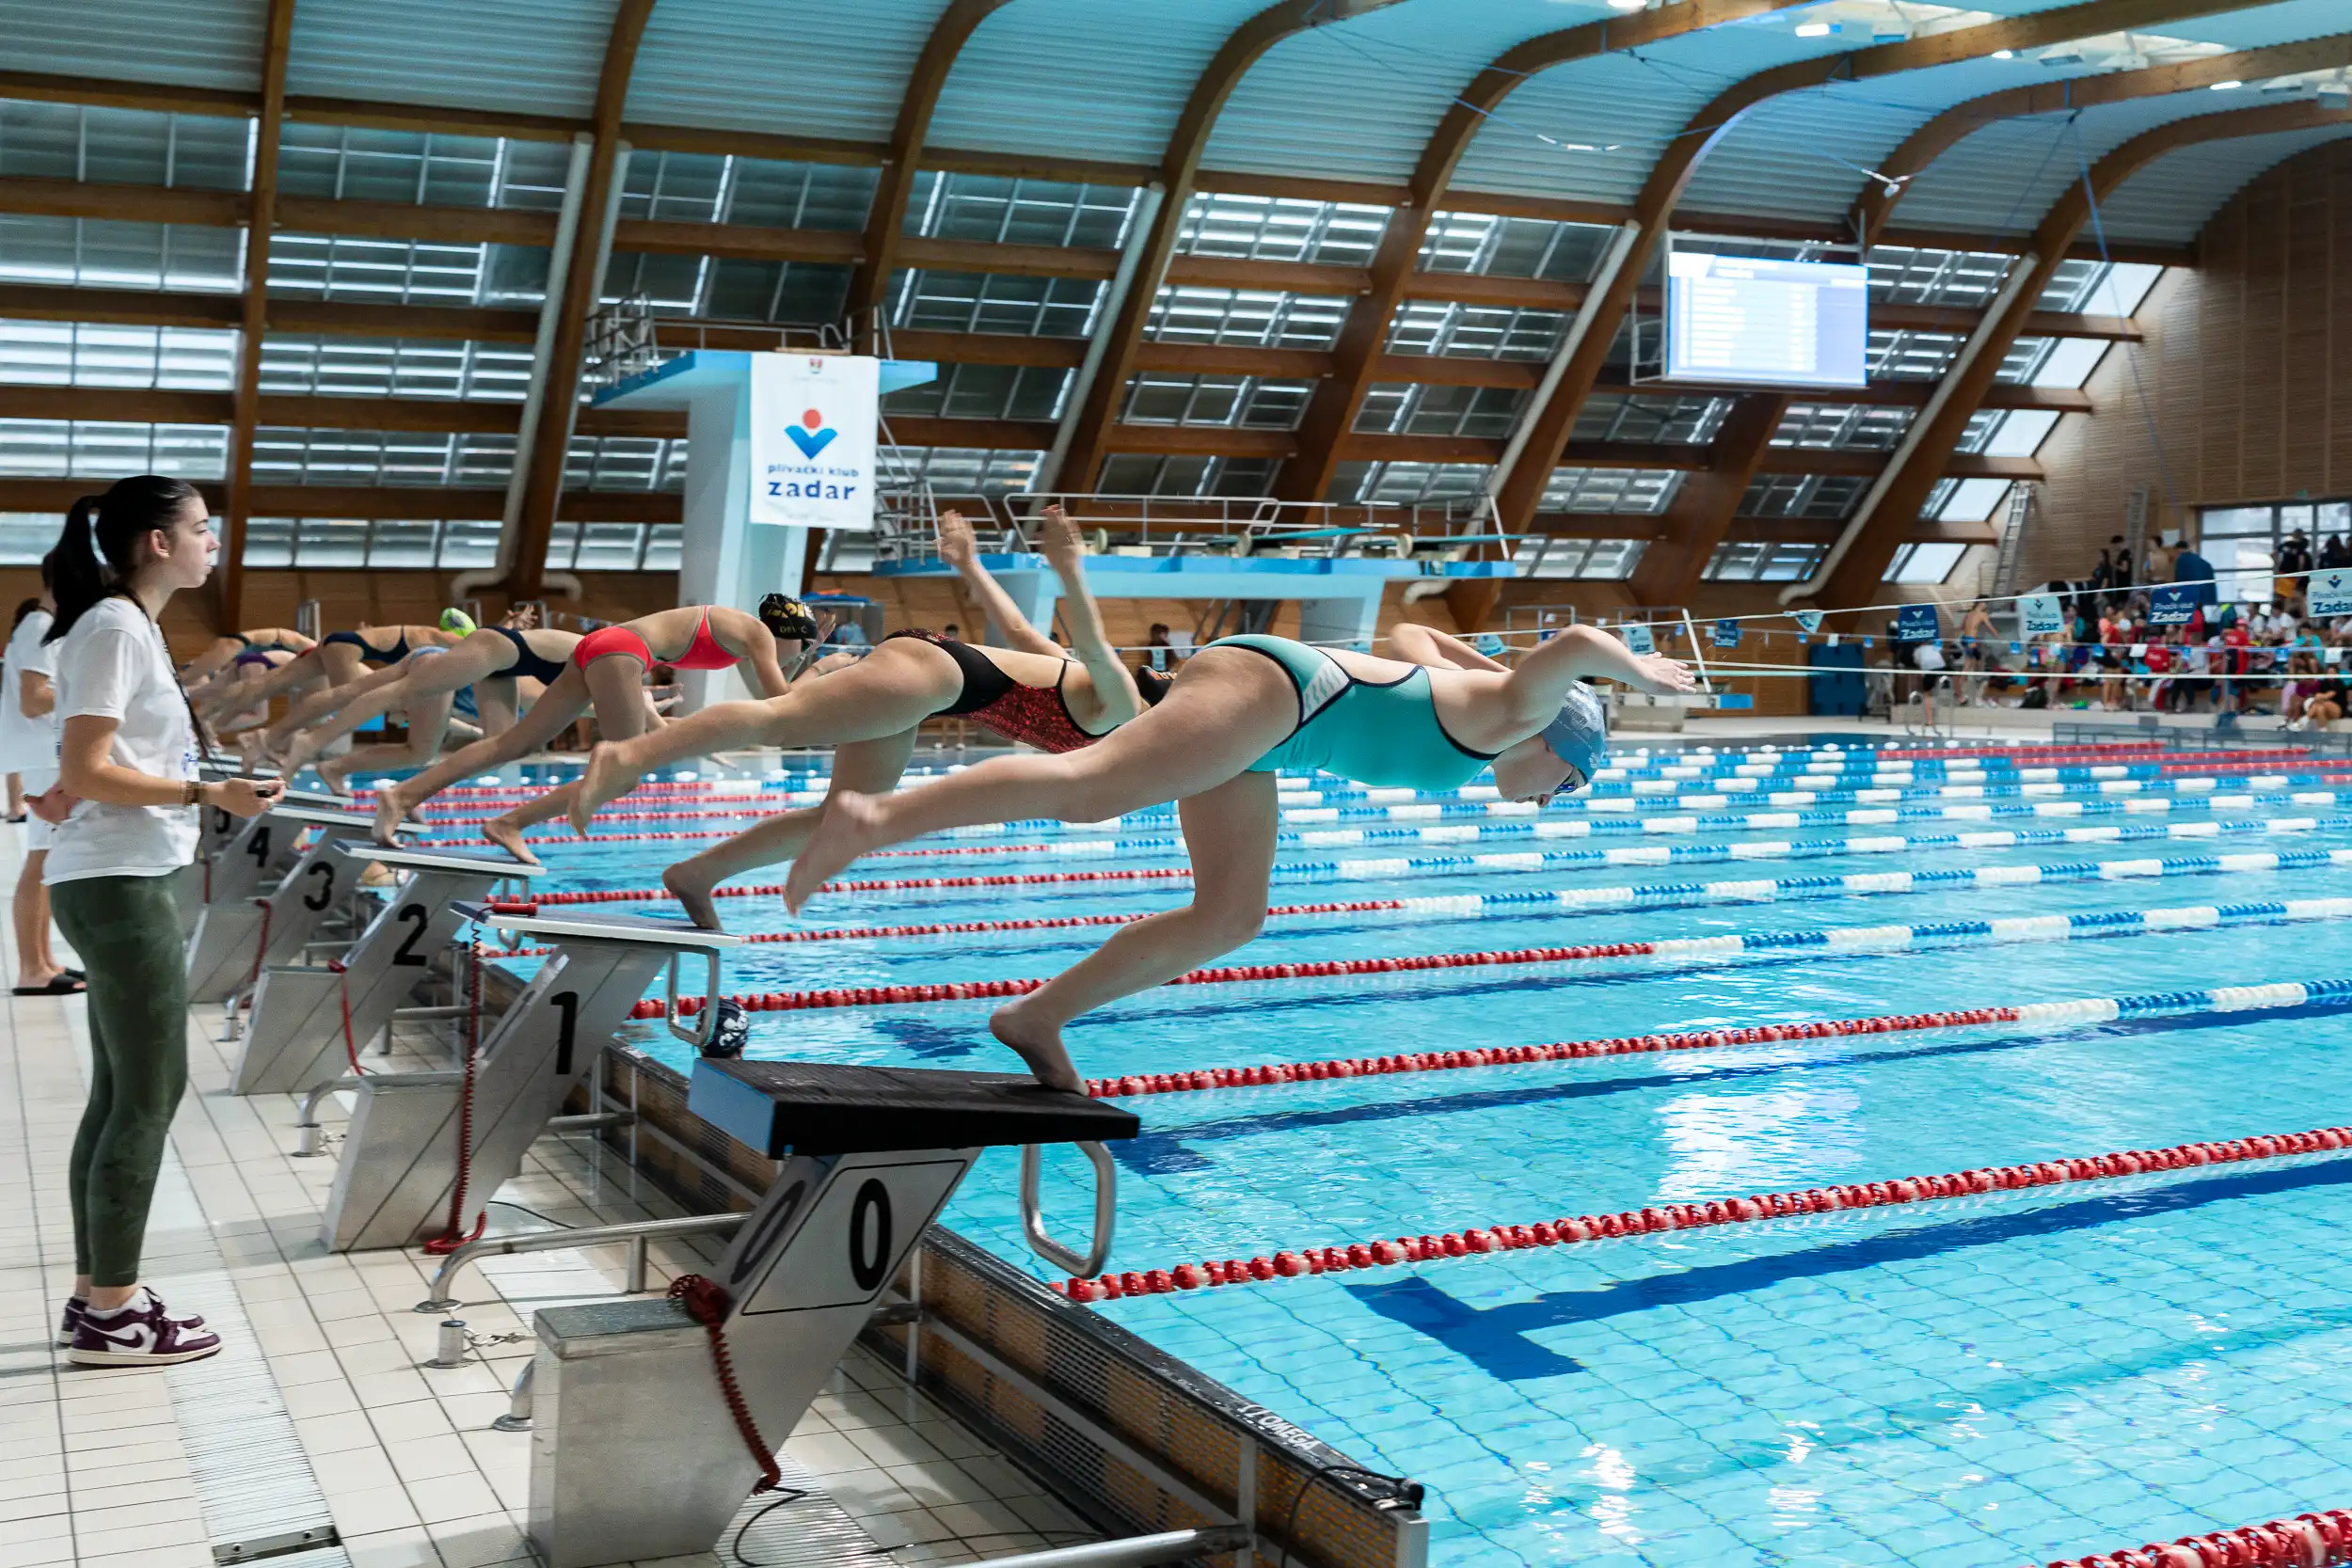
[1020,1141,1118,1280]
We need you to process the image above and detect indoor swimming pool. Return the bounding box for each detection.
[402,740,2352,1568]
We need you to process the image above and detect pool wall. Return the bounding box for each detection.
[593,1043,1432,1568]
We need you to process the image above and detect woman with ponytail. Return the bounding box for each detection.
[38,477,279,1368]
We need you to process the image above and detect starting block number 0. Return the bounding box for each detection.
[735,1157,967,1317]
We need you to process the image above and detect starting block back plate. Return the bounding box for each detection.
[689,1060,1138,1156]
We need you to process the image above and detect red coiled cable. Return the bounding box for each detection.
[667,1275,782,1492]
[326,958,366,1076]
[422,936,488,1256]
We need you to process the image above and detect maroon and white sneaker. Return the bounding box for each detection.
[67,1291,222,1367]
[57,1293,206,1348]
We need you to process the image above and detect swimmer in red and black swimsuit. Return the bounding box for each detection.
[371,600,816,862]
[570,505,1160,927]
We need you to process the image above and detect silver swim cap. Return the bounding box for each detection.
[1538,682,1608,791]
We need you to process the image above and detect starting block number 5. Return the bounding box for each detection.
[733,1157,967,1318]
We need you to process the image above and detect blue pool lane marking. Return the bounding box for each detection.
[1104,998,2352,1173]
[1342,1156,2352,1383]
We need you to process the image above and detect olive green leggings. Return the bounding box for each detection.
[51,872,190,1288]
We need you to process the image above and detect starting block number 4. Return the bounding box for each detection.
[730,1155,967,1318]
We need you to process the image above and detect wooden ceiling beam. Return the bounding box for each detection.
[847,0,1019,349]
[1050,0,1413,493]
[218,0,296,632]
[1815,96,2352,607]
[505,0,652,601]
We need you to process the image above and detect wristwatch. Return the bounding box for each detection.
[183,780,209,808]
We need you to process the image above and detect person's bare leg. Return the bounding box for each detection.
[6,773,21,819]
[989,773,1279,1091]
[662,733,919,928]
[12,848,56,988]
[373,669,590,845]
[784,648,1289,912]
[570,642,959,833]
[486,657,655,854]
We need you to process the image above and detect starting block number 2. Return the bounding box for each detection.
[734,1157,967,1318]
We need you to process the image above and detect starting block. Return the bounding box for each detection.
[317,905,739,1254]
[187,802,407,1002]
[232,844,538,1096]
[525,1060,1137,1568]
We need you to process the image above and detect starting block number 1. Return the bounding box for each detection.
[734,1156,966,1318]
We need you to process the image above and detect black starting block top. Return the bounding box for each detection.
[338,843,543,878]
[689,1059,1139,1156]
[453,900,740,949]
[270,803,413,833]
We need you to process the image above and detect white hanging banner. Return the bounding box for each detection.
[2018,594,2065,638]
[748,353,881,531]
[2309,568,2352,619]
[1619,623,1655,656]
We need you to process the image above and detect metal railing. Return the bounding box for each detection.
[582,299,896,390]
[871,488,1500,565]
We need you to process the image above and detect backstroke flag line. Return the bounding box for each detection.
[749,353,882,531]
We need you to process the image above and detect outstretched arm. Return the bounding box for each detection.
[1500,625,1694,729]
[938,510,1060,658]
[1388,622,1508,673]
[266,657,415,748]
[1035,504,1137,729]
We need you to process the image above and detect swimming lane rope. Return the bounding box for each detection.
[1053,1125,2352,1301]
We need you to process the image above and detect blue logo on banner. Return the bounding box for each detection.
[785,407,839,458]
[2148,584,2197,626]
[1896,604,1939,642]
[1711,618,1741,649]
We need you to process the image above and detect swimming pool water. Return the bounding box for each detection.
[430,747,2352,1566]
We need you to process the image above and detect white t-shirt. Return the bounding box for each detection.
[1912,641,1947,673]
[44,596,199,883]
[0,607,56,783]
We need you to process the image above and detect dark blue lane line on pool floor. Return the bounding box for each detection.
[1343,1155,2352,1383]
[1102,1001,2352,1174]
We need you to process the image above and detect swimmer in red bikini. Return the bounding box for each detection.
[567,504,1150,928]
[370,600,814,863]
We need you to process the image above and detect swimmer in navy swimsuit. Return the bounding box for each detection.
[785,622,1696,1092]
[568,506,1154,925]
[269,608,586,792]
[370,601,809,861]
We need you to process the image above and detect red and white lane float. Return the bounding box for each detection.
[2031,1509,2352,1567]
[1053,1126,2352,1301]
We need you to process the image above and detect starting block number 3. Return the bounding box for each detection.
[733,1157,966,1318]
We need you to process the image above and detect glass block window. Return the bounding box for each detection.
[690,260,855,325]
[0,321,237,388]
[0,513,63,563]
[1741,473,1869,519]
[0,419,224,478]
[252,427,514,487]
[1703,539,1826,581]
[893,271,1104,338]
[1772,403,1914,451]
[244,515,507,570]
[1511,535,1646,579]
[1868,329,1963,381]
[1333,460,1490,505]
[1353,384,1524,439]
[1867,246,2011,309]
[914,173,1138,249]
[260,336,533,401]
[1883,541,1969,581]
[619,148,873,231]
[883,363,1070,422]
[1093,453,1279,498]
[1541,467,1681,514]
[1175,191,1386,266]
[880,445,1043,497]
[564,434,685,491]
[546,520,683,572]
[1386,300,1565,360]
[1142,288,1348,350]
[278,124,572,211]
[1573,392,1725,445]
[0,98,250,191]
[272,233,549,308]
[1937,477,2013,522]
[1419,214,1613,281]
[1120,374,1311,429]
[0,214,243,292]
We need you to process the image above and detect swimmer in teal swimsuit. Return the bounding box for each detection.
[786,621,1696,1090]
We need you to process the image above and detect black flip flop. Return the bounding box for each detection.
[13,975,84,995]
[60,968,84,981]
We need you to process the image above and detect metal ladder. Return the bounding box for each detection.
[1991,481,2039,600]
